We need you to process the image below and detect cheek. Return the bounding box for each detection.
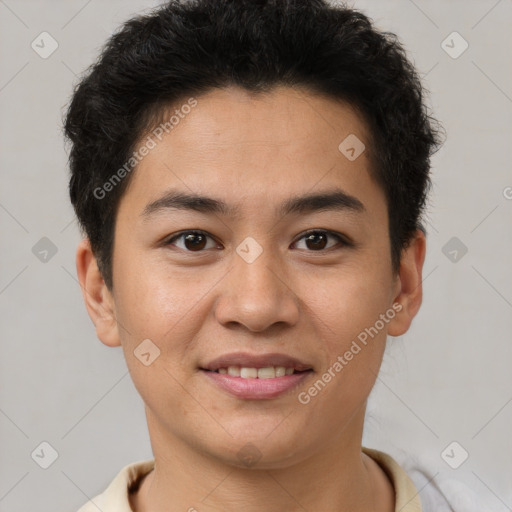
[307,266,393,348]
[300,281,390,420]
[301,271,392,411]
[113,261,200,422]
[113,258,216,392]
[113,256,196,340]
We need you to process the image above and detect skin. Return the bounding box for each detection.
[76,85,426,512]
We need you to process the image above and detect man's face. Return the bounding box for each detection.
[103,86,405,466]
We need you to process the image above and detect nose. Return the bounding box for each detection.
[214,246,300,333]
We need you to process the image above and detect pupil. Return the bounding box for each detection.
[306,232,326,250]
[185,233,206,250]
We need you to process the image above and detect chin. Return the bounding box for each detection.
[204,422,312,469]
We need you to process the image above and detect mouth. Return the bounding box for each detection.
[201,351,313,373]
[200,352,314,399]
[205,366,310,378]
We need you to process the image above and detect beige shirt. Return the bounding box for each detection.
[76,447,423,512]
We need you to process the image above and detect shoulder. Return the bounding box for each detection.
[76,459,155,512]
[363,447,423,512]
[364,447,486,512]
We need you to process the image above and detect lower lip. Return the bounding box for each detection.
[201,370,312,400]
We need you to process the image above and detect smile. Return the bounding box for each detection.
[201,367,313,400]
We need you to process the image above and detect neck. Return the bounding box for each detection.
[131,406,394,512]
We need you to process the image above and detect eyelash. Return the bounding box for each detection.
[163,229,351,253]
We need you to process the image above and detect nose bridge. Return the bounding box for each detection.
[236,243,282,298]
[214,236,299,332]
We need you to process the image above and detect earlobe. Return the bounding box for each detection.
[387,229,427,337]
[75,238,121,347]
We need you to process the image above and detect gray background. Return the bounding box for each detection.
[0,0,511,510]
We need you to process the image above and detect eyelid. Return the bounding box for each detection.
[164,229,351,252]
[165,229,220,249]
[292,229,351,249]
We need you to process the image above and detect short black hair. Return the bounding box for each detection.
[63,0,441,291]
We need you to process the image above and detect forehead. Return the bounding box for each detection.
[118,85,384,221]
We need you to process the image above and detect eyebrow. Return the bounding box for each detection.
[141,187,365,221]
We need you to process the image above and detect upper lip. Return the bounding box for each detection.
[201,352,313,372]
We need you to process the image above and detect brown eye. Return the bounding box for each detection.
[293,230,346,251]
[165,229,349,253]
[165,231,217,251]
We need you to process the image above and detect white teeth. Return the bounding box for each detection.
[240,367,258,378]
[227,366,240,377]
[275,366,286,377]
[257,367,276,379]
[215,366,298,378]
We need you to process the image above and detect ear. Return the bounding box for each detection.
[75,238,121,347]
[387,229,427,337]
